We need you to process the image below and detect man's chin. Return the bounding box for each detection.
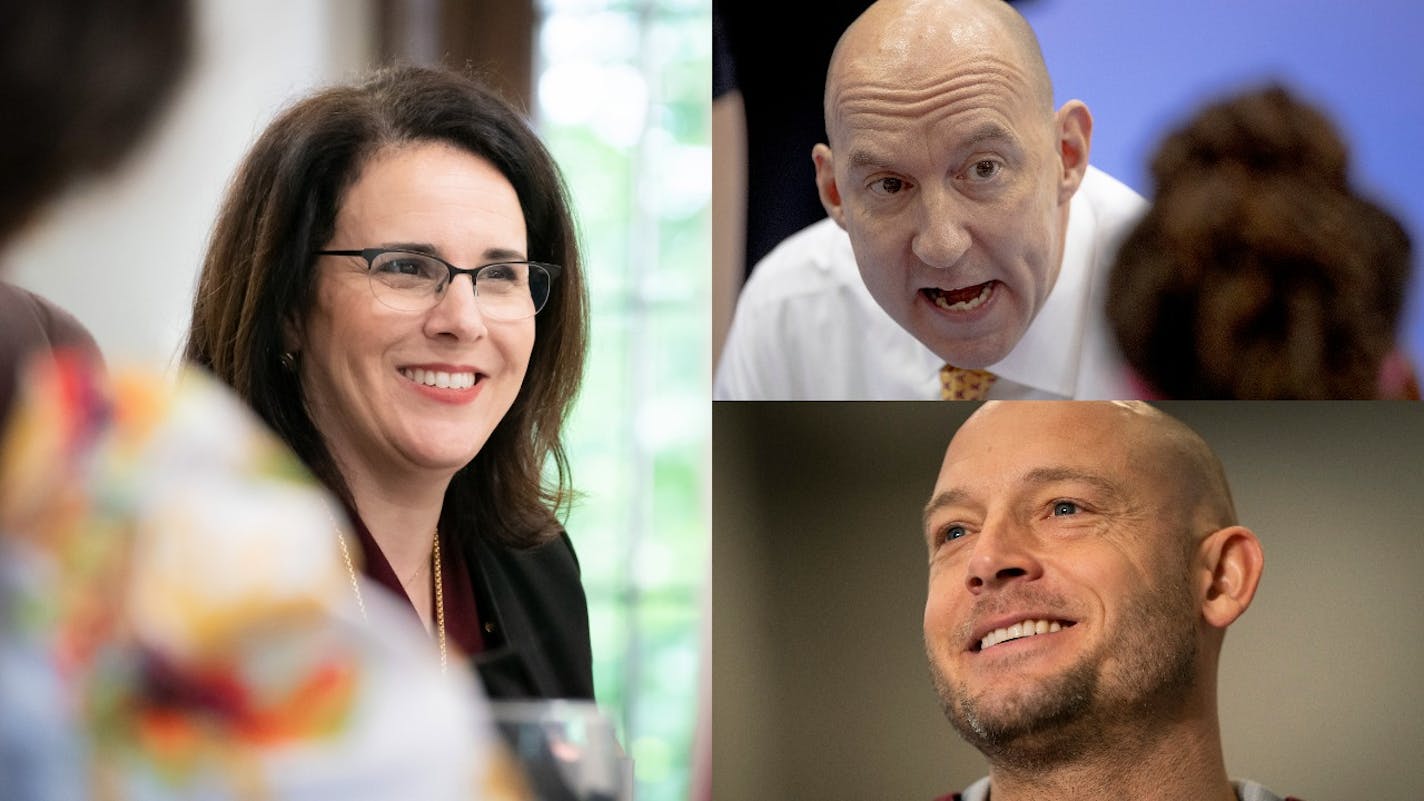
[951,687,1086,741]
[901,297,1026,369]
[936,662,1100,764]
[921,329,1020,371]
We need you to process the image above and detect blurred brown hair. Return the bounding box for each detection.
[1108,85,1412,398]
[0,0,192,244]
[185,65,588,548]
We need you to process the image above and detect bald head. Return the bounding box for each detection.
[942,402,1238,546]
[1104,402,1238,531]
[824,0,1054,145]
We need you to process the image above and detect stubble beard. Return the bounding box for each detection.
[928,573,1199,771]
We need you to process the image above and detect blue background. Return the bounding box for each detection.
[1022,0,1424,356]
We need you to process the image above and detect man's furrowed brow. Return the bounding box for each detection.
[1019,466,1123,499]
[922,487,971,533]
[846,148,892,172]
[845,124,1018,174]
[962,122,1018,149]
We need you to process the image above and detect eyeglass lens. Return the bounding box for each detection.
[368,252,550,319]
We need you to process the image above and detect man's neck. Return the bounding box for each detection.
[984,714,1236,801]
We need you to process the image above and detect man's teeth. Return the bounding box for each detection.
[401,368,476,390]
[980,619,1063,651]
[932,282,993,312]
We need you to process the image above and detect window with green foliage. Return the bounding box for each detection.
[535,1,710,800]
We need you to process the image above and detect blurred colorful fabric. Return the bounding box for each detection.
[0,352,523,800]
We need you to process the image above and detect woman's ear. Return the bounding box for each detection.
[1196,526,1265,629]
[279,313,304,372]
[281,312,302,355]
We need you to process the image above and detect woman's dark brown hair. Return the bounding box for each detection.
[185,65,588,548]
[1107,85,1412,398]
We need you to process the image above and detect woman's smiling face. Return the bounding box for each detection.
[297,141,535,486]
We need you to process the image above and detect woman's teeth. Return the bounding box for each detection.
[401,368,476,390]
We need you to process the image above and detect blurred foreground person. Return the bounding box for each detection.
[0,281,102,421]
[0,0,178,416]
[0,2,525,799]
[923,402,1300,801]
[1108,85,1418,398]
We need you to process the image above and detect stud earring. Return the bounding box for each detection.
[279,351,298,371]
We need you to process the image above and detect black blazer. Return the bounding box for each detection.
[464,529,595,700]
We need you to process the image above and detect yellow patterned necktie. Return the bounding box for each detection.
[939,364,997,400]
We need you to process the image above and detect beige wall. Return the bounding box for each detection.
[713,402,1424,801]
[7,0,375,366]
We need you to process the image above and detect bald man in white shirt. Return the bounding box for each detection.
[715,0,1145,400]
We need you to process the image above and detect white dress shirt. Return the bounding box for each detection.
[714,166,1147,400]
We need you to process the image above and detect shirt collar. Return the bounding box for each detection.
[960,777,1284,801]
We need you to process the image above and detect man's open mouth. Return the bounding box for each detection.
[924,281,995,312]
[972,618,1076,652]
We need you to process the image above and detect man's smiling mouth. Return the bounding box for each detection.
[975,618,1075,652]
[925,281,995,312]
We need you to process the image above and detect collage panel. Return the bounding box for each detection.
[714,401,1424,801]
[712,2,1424,791]
[715,1,1424,399]
[11,0,1424,799]
[3,2,710,800]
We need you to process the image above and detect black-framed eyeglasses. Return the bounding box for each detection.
[316,248,562,320]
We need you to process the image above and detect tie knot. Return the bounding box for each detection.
[940,364,997,400]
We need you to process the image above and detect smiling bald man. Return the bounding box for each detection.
[715,0,1145,400]
[922,402,1302,801]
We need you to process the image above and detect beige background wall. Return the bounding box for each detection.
[7,0,374,366]
[713,402,1424,801]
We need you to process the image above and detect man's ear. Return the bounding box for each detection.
[812,143,848,229]
[1053,100,1092,205]
[1195,525,1264,629]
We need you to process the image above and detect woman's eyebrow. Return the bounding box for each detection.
[377,243,529,262]
[378,241,438,255]
[481,246,527,261]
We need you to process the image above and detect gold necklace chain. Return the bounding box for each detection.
[432,528,447,673]
[335,525,368,622]
[334,517,447,674]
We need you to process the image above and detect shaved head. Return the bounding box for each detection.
[954,401,1238,542]
[824,0,1054,145]
[810,0,1088,369]
[1105,402,1238,531]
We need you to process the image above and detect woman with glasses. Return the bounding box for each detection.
[185,65,593,700]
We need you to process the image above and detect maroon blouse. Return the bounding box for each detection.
[348,509,486,655]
